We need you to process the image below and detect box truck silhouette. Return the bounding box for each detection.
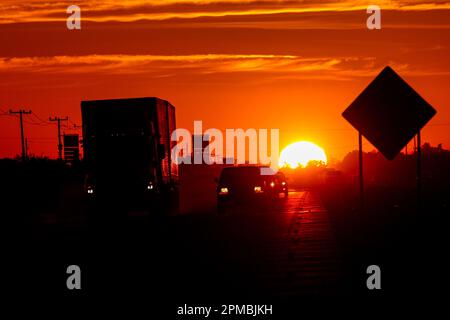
[81,97,178,215]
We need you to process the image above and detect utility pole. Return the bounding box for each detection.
[25,138,29,159]
[9,109,32,161]
[49,116,69,160]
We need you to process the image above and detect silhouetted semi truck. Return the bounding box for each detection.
[81,97,178,215]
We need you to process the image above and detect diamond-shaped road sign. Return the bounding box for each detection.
[342,66,437,160]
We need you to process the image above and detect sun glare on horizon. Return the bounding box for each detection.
[279,141,327,169]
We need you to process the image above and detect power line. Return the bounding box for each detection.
[0,108,17,117]
[31,112,52,125]
[1,109,56,128]
[23,119,51,126]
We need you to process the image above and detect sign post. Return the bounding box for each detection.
[416,130,422,211]
[359,132,364,211]
[342,66,436,212]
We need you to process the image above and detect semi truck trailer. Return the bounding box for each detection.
[81,97,178,215]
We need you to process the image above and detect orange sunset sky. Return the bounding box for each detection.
[0,0,449,161]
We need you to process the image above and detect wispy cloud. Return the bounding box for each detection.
[1,54,446,81]
[1,1,450,24]
[0,54,323,74]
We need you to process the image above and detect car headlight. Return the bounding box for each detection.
[219,187,229,195]
[270,182,275,188]
[254,186,263,193]
[87,186,94,194]
[147,181,154,190]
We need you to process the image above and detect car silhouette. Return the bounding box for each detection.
[216,165,287,212]
[271,172,289,196]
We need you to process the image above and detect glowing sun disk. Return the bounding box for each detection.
[279,141,327,169]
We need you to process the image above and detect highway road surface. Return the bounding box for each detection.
[9,188,354,302]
